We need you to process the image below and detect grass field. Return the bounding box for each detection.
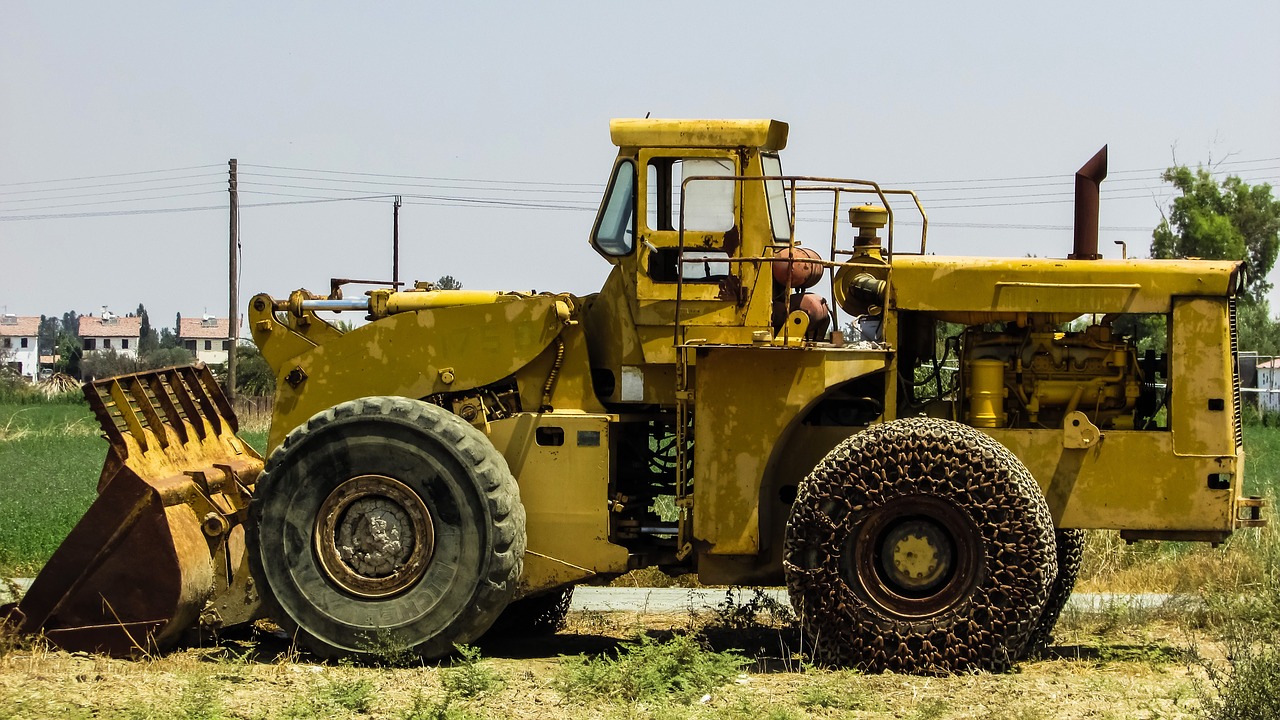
[0,403,266,576]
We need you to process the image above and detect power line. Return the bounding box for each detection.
[4,154,1276,222]
[240,171,601,196]
[0,194,397,222]
[0,183,228,206]
[0,172,227,197]
[885,156,1280,186]
[0,204,228,221]
[239,163,601,188]
[1,190,226,212]
[0,164,224,188]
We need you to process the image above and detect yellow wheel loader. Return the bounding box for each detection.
[6,119,1267,673]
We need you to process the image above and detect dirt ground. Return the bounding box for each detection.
[0,607,1223,720]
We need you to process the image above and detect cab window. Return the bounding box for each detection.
[763,154,791,243]
[647,157,735,233]
[592,160,636,256]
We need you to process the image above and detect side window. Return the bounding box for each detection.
[680,250,731,280]
[762,154,791,243]
[591,160,636,257]
[121,338,129,349]
[646,157,735,233]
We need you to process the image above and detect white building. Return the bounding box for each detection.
[0,314,40,381]
[178,315,231,365]
[1258,358,1280,414]
[78,311,141,358]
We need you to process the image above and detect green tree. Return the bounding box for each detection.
[230,343,276,396]
[140,346,193,369]
[80,349,138,380]
[137,303,159,355]
[1151,165,1280,353]
[1152,166,1280,303]
[56,334,82,378]
[158,327,179,349]
[436,275,463,290]
[37,315,59,356]
[60,310,80,341]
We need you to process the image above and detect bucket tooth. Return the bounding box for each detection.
[3,365,265,656]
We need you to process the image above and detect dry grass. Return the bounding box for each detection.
[0,613,1221,720]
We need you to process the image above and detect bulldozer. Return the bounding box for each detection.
[5,118,1267,673]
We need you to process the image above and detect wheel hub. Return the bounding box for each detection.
[842,495,981,617]
[882,520,952,592]
[315,475,434,598]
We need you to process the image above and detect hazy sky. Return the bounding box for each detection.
[3,2,1278,335]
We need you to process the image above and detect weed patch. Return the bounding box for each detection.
[441,645,502,699]
[1197,643,1280,720]
[319,674,375,712]
[557,633,746,704]
[708,587,796,630]
[361,628,418,668]
[177,675,225,720]
[399,691,485,720]
[797,670,883,712]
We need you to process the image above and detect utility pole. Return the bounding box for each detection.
[393,195,402,287]
[228,158,239,401]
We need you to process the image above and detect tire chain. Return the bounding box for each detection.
[783,417,1055,674]
[251,396,525,659]
[1021,528,1085,659]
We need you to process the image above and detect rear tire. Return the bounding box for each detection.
[1021,528,1085,659]
[783,417,1055,673]
[248,396,524,659]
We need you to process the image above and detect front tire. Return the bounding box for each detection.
[248,397,524,659]
[783,417,1055,674]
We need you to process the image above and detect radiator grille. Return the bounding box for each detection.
[1230,297,1243,449]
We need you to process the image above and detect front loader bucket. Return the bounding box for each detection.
[2,365,264,656]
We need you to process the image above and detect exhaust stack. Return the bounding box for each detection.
[1069,145,1108,260]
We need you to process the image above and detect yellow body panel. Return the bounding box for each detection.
[1170,298,1236,456]
[251,294,569,449]
[693,346,891,555]
[891,256,1241,314]
[988,429,1238,530]
[610,118,788,150]
[487,413,630,594]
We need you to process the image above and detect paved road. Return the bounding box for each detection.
[1,578,1174,615]
[568,586,1176,614]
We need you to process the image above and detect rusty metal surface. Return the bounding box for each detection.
[1070,146,1108,260]
[7,365,264,656]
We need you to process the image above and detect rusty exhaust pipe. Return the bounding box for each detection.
[1069,145,1107,260]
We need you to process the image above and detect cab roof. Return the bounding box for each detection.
[609,119,788,151]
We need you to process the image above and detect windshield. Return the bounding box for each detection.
[591,160,636,256]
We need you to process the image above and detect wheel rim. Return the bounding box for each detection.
[313,474,435,598]
[842,495,983,618]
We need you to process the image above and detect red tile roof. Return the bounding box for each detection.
[78,315,142,338]
[0,316,39,337]
[178,317,230,339]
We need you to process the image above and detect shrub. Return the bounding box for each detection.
[441,645,502,699]
[557,633,746,704]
